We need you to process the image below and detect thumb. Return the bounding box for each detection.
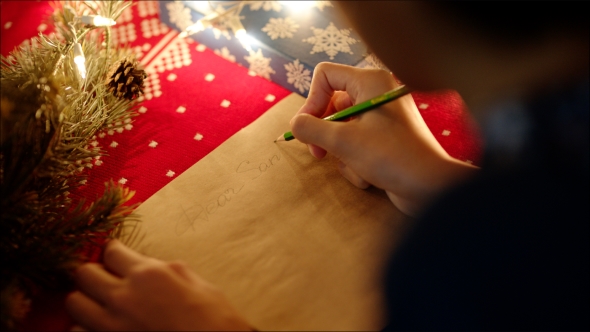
[290,114,350,158]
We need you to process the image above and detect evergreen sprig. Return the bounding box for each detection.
[0,1,141,329]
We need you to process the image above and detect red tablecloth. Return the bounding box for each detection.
[1,1,482,329]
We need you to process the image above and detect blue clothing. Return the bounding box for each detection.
[384,80,589,330]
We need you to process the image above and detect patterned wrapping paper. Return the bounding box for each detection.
[161,1,379,97]
[1,1,482,330]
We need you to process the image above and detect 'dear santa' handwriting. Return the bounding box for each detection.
[235,154,281,179]
[175,152,282,235]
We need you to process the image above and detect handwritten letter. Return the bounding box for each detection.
[123,93,408,331]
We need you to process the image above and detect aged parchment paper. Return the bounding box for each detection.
[123,93,408,330]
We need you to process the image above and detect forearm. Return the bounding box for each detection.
[386,155,480,217]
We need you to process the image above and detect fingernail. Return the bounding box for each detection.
[308,144,315,157]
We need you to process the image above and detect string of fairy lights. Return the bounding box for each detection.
[69,1,324,78]
[69,15,116,79]
[179,1,322,51]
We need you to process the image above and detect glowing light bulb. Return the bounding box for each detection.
[234,28,255,52]
[180,20,205,38]
[80,15,116,27]
[180,10,219,38]
[234,28,246,40]
[227,16,254,51]
[73,43,86,79]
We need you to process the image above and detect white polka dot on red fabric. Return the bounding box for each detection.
[442,130,451,136]
[220,100,231,108]
[265,94,276,102]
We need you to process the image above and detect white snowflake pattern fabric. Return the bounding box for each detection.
[244,49,276,80]
[303,22,358,60]
[248,1,282,12]
[214,47,236,62]
[262,17,299,40]
[284,59,311,93]
[166,1,194,31]
[362,53,389,71]
[210,5,234,40]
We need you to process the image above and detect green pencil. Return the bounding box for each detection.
[275,85,411,142]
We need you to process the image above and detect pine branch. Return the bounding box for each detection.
[1,1,141,329]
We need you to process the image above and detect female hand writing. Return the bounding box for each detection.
[65,240,252,331]
[290,63,478,216]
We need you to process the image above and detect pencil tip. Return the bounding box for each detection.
[274,135,284,143]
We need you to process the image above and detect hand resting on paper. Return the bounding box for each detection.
[290,63,479,216]
[65,240,253,331]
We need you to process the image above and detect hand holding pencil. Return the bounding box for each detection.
[275,85,411,142]
[284,63,478,216]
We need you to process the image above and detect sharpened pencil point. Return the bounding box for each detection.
[275,135,285,143]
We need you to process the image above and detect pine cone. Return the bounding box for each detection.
[105,57,146,100]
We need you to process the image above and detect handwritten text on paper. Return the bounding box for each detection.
[176,152,282,235]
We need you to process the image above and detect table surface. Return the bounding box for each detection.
[1,1,482,330]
